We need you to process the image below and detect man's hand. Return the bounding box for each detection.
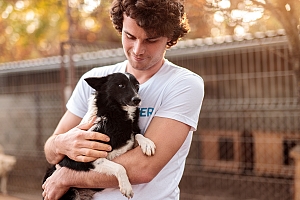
[42,165,71,200]
[54,118,112,163]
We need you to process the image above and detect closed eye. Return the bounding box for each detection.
[124,30,159,43]
[125,33,135,40]
[146,38,159,43]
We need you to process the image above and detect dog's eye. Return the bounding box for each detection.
[119,84,125,88]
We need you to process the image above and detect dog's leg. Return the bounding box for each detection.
[92,158,133,199]
[135,134,156,156]
[0,174,7,195]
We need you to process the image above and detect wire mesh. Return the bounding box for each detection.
[0,37,299,199]
[173,42,299,200]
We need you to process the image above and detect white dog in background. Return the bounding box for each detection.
[0,145,16,195]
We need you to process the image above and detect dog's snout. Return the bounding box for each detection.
[132,97,141,105]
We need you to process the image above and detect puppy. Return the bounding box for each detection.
[43,72,156,200]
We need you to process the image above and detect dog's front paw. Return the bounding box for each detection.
[135,134,156,156]
[120,181,134,199]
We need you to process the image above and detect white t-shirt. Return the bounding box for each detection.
[66,59,204,200]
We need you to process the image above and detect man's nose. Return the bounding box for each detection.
[133,40,145,55]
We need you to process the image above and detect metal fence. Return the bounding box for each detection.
[0,32,299,199]
[171,35,299,200]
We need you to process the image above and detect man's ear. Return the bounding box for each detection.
[166,39,172,49]
[84,77,107,90]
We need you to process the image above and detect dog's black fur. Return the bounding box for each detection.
[43,72,154,200]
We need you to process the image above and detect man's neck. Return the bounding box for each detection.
[126,59,165,84]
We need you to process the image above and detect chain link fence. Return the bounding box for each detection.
[0,34,299,199]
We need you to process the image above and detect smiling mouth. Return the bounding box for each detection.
[132,55,144,62]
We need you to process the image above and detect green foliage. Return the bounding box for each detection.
[0,0,120,62]
[0,0,299,63]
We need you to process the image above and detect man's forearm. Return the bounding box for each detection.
[65,167,119,189]
[56,147,154,190]
[44,134,65,164]
[42,164,120,200]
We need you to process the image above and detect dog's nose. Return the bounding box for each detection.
[132,97,141,105]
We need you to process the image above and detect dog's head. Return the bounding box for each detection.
[84,72,141,107]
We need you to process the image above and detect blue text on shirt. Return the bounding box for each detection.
[139,107,154,117]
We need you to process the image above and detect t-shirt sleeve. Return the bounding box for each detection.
[155,73,204,131]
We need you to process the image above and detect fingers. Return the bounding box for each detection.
[76,118,110,142]
[74,146,111,162]
[73,131,111,151]
[56,119,112,162]
[42,188,49,200]
[62,131,111,162]
[85,131,110,142]
[42,167,70,200]
[65,143,111,162]
[76,116,96,130]
[74,153,107,162]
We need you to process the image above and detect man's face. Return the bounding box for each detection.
[122,15,169,72]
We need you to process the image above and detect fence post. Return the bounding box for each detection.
[290,145,300,200]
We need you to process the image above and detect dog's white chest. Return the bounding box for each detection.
[106,135,135,160]
[122,106,136,121]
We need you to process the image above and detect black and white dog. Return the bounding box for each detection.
[43,72,156,200]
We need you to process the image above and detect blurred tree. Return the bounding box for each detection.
[185,0,212,38]
[0,0,120,63]
[205,0,300,101]
[66,0,120,42]
[2,0,299,79]
[0,0,222,63]
[0,1,67,62]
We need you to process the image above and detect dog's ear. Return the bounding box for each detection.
[84,77,107,90]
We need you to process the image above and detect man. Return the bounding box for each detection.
[42,0,204,199]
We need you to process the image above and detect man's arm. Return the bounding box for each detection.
[123,116,191,183]
[42,116,190,200]
[44,110,112,164]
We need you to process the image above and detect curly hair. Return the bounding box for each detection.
[110,0,190,47]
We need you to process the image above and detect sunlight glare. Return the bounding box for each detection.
[25,10,35,21]
[82,0,101,13]
[256,0,266,3]
[2,12,9,19]
[214,11,225,23]
[5,4,13,13]
[15,1,25,10]
[234,25,245,37]
[26,23,36,33]
[231,9,245,20]
[26,20,39,34]
[218,0,230,9]
[231,7,263,23]
[69,0,101,13]
[285,4,291,11]
[84,17,95,29]
[243,10,263,23]
[2,5,13,19]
